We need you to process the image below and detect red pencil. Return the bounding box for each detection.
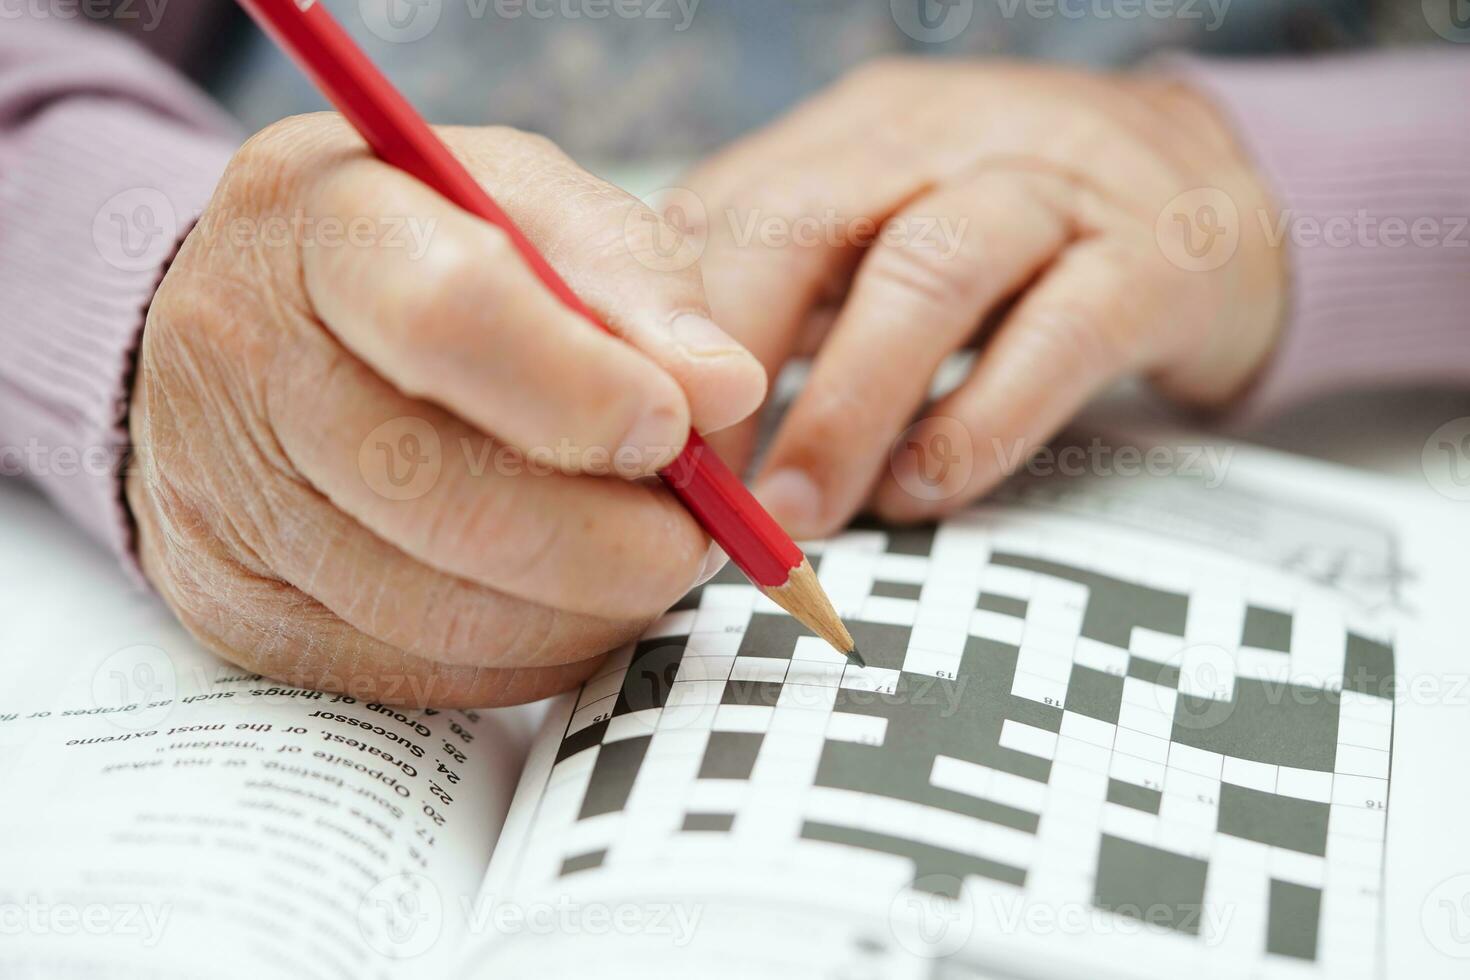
[235,0,859,663]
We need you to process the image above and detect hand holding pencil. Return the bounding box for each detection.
[127,112,762,707]
[126,46,862,707]
[232,0,854,662]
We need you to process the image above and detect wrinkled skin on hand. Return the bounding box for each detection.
[127,115,766,707]
[678,61,1286,535]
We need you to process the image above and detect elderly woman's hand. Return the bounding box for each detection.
[678,60,1286,535]
[126,114,765,707]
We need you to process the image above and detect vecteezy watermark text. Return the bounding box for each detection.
[1159,187,1470,274]
[0,0,169,31]
[0,439,128,480]
[892,0,1232,43]
[994,0,1231,30]
[358,0,700,44]
[194,208,439,262]
[0,897,172,947]
[358,873,704,958]
[626,189,972,274]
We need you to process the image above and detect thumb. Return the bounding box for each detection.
[449,129,768,436]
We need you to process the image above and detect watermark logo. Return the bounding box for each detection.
[359,417,443,501]
[91,644,178,730]
[613,641,714,736]
[626,192,970,272]
[626,187,708,273]
[1422,417,1470,502]
[1422,873,1470,958]
[194,207,438,259]
[360,0,442,42]
[890,417,975,504]
[93,188,178,274]
[466,894,704,943]
[359,873,444,959]
[891,0,975,42]
[888,875,974,958]
[992,437,1234,488]
[1156,187,1239,273]
[1424,0,1470,43]
[1162,643,1237,731]
[487,0,701,29]
[360,0,700,40]
[993,0,1232,31]
[985,894,1234,941]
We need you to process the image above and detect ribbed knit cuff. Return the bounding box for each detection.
[0,20,238,582]
[1160,51,1470,423]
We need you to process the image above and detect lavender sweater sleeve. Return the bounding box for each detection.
[0,17,237,571]
[1172,51,1470,420]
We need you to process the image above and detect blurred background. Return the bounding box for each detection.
[117,0,1449,162]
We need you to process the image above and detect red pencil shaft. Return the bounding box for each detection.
[237,0,803,587]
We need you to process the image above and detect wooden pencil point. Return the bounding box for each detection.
[758,558,862,665]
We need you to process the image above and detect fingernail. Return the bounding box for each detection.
[619,402,684,467]
[691,542,729,590]
[754,468,822,531]
[668,313,745,358]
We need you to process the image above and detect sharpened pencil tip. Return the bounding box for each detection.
[758,557,859,665]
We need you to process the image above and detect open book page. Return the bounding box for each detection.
[0,484,536,980]
[469,429,1470,980]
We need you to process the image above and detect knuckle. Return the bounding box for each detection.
[471,221,519,267]
[863,239,976,310]
[140,509,273,672]
[529,365,650,458]
[449,125,573,185]
[309,164,380,224]
[713,174,829,269]
[1004,247,1151,380]
[579,204,650,266]
[657,189,711,239]
[1017,300,1118,377]
[230,120,299,178]
[228,113,354,197]
[163,574,232,656]
[396,227,512,353]
[619,199,708,276]
[482,125,562,160]
[726,172,816,222]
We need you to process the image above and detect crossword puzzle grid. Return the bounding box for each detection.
[521,513,1396,977]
